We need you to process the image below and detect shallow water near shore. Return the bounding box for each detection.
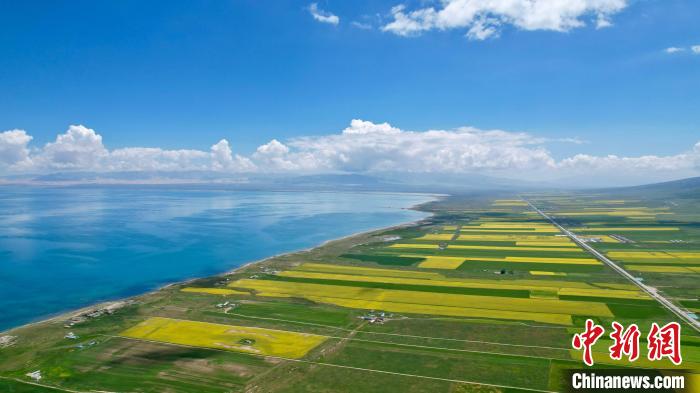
[0,186,432,331]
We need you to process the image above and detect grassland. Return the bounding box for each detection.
[1,191,698,392]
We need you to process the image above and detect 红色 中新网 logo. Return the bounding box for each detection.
[572,319,682,366]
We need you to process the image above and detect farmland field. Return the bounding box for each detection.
[1,188,699,392]
[121,317,326,358]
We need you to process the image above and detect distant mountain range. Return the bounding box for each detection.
[1,170,698,195]
[622,175,700,191]
[600,176,700,199]
[0,170,544,193]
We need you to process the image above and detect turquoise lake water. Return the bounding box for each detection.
[0,186,433,331]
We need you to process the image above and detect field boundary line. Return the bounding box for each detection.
[0,375,84,393]
[109,335,559,393]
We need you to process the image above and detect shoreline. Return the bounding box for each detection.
[1,194,443,336]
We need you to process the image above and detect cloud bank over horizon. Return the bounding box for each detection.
[1,120,698,184]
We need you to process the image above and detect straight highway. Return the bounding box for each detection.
[524,199,700,333]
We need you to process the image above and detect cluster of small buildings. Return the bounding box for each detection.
[0,335,17,348]
[63,301,133,328]
[360,311,392,324]
[610,234,634,243]
[65,331,97,349]
[26,370,42,382]
[75,340,97,350]
[216,301,238,314]
[261,267,279,275]
[249,267,279,279]
[216,301,238,309]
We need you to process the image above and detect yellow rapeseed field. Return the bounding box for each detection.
[447,256,599,265]
[296,262,444,279]
[459,228,559,233]
[120,317,326,359]
[514,241,576,247]
[658,252,700,258]
[295,262,635,289]
[625,265,700,273]
[455,235,568,241]
[472,226,557,231]
[279,270,452,286]
[303,295,573,325]
[503,256,600,265]
[579,235,620,243]
[389,243,439,249]
[492,200,529,206]
[557,287,649,300]
[417,256,466,269]
[294,254,637,290]
[607,251,675,259]
[554,211,661,217]
[529,271,567,276]
[607,252,700,263]
[575,227,679,231]
[279,269,644,300]
[476,217,533,221]
[476,222,554,227]
[180,287,249,296]
[447,245,579,252]
[230,279,613,322]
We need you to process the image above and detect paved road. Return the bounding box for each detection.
[524,199,700,334]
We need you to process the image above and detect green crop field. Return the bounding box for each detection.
[1,187,699,392]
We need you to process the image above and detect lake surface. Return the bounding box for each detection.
[0,186,433,331]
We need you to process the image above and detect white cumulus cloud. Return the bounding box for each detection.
[1,125,255,174]
[382,0,628,39]
[38,125,108,170]
[286,121,558,173]
[309,3,340,25]
[1,121,698,186]
[0,129,33,169]
[210,139,256,172]
[252,139,324,172]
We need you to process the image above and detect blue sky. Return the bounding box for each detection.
[0,0,699,183]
